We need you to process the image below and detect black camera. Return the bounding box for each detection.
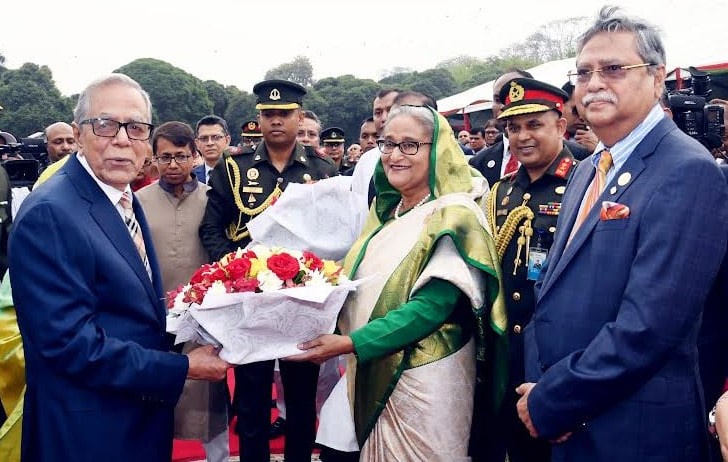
[0,137,48,159]
[667,67,725,150]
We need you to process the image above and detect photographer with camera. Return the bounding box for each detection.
[708,99,728,164]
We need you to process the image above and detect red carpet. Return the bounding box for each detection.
[172,370,285,461]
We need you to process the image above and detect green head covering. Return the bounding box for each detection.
[373,106,477,220]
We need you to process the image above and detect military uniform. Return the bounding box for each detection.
[472,77,576,462]
[199,79,337,462]
[199,142,336,261]
[240,119,263,151]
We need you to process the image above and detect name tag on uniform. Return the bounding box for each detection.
[527,247,548,281]
[242,186,264,194]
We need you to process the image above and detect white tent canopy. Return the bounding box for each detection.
[437,57,576,115]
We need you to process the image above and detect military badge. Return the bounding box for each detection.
[247,168,260,181]
[269,88,281,100]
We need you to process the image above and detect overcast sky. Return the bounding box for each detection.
[2,0,726,97]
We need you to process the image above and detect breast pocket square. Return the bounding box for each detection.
[600,201,630,220]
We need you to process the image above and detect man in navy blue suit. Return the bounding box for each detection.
[9,73,230,461]
[517,7,728,461]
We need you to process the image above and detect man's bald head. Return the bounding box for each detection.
[45,121,77,162]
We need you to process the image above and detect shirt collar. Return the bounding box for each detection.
[591,103,665,181]
[76,152,130,206]
[249,142,310,167]
[158,174,199,195]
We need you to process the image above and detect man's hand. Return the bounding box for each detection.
[574,128,599,153]
[186,345,231,381]
[715,392,728,460]
[285,334,354,364]
[516,382,539,438]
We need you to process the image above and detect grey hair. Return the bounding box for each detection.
[73,73,153,124]
[385,105,435,137]
[577,6,666,73]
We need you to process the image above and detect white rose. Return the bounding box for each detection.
[207,280,229,297]
[304,270,330,287]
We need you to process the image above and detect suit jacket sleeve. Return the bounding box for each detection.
[528,154,728,438]
[9,201,189,402]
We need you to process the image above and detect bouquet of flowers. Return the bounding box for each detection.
[166,245,358,364]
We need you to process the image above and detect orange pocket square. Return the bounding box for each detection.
[600,201,630,220]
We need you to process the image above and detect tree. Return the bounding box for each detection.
[203,80,230,116]
[0,63,73,138]
[115,58,213,127]
[264,56,314,87]
[308,76,380,146]
[499,16,588,62]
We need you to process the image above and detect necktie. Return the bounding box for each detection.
[504,153,519,175]
[119,191,152,279]
[569,150,613,242]
[206,169,211,184]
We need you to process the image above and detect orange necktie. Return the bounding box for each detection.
[569,150,613,242]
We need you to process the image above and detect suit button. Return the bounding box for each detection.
[512,292,521,301]
[513,324,522,334]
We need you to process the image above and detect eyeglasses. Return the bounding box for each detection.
[196,134,227,143]
[80,118,154,141]
[377,139,432,155]
[567,63,655,85]
[154,154,192,165]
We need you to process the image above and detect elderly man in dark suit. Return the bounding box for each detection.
[517,7,728,461]
[9,73,229,462]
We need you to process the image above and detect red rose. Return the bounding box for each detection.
[302,251,324,271]
[243,250,257,259]
[190,264,213,284]
[184,283,209,304]
[233,277,260,293]
[206,264,228,283]
[227,257,252,280]
[267,253,301,281]
[166,285,184,309]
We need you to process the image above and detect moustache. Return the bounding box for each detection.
[582,91,618,106]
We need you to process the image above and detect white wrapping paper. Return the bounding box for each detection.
[246,175,368,261]
[166,280,361,364]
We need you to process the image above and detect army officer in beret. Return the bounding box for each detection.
[199,79,337,462]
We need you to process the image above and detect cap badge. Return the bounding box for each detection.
[269,88,281,101]
[331,132,338,138]
[509,82,525,103]
[248,122,256,130]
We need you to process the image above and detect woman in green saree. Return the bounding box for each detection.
[289,105,506,461]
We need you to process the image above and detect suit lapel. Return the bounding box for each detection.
[538,117,676,300]
[538,162,593,297]
[65,156,163,322]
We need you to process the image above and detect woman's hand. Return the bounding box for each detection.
[285,334,354,364]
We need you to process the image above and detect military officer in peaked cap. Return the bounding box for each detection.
[320,126,347,172]
[199,79,337,462]
[472,78,578,462]
[240,119,263,151]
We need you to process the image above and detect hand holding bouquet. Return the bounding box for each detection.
[166,245,358,364]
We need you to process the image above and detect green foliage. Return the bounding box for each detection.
[0,63,73,137]
[308,75,380,146]
[264,56,314,87]
[223,92,257,145]
[115,58,213,128]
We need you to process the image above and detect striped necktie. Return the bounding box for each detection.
[568,150,613,243]
[119,191,152,279]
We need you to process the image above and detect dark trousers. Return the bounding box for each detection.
[319,446,360,462]
[234,359,319,462]
[471,381,550,462]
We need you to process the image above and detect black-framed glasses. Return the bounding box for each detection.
[377,139,432,155]
[567,63,655,85]
[196,134,227,143]
[154,154,192,165]
[80,118,154,141]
